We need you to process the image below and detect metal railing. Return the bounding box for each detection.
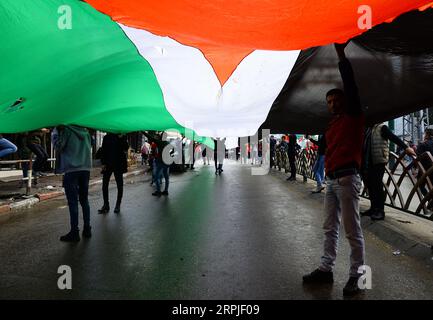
[274,149,433,220]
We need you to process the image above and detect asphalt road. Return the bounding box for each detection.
[1,161,433,299]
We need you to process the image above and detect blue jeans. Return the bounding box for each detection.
[320,174,365,277]
[313,155,325,187]
[64,171,91,232]
[155,161,169,192]
[151,159,160,184]
[0,138,17,158]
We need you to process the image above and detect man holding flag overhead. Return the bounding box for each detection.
[303,42,366,296]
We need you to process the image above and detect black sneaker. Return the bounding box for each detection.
[60,231,80,242]
[361,208,373,217]
[82,226,92,238]
[303,269,334,284]
[161,191,169,196]
[114,205,121,213]
[98,206,109,214]
[343,276,363,296]
[152,191,162,197]
[370,210,385,221]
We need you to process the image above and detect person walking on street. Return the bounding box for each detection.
[143,131,170,196]
[56,125,92,242]
[214,138,226,175]
[361,123,415,220]
[303,42,366,296]
[0,134,18,158]
[98,133,129,214]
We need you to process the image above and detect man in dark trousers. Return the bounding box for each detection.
[286,134,301,181]
[303,42,366,296]
[214,138,226,175]
[270,135,276,168]
[98,133,129,214]
[362,123,415,220]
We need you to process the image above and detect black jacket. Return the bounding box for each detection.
[100,134,129,173]
[287,134,301,155]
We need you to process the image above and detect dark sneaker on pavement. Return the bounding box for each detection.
[161,191,169,196]
[60,231,80,242]
[361,208,373,217]
[312,185,325,193]
[303,269,334,284]
[98,206,109,214]
[343,276,363,296]
[152,191,162,197]
[82,226,92,238]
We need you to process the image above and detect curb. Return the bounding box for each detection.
[362,216,433,264]
[0,168,146,217]
[36,191,65,201]
[0,204,10,214]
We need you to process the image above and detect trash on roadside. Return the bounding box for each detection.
[46,185,54,190]
[393,250,401,256]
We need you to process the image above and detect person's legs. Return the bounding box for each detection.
[317,156,325,186]
[214,154,218,172]
[27,144,40,172]
[20,162,30,187]
[114,171,124,207]
[21,162,29,178]
[370,164,386,211]
[319,178,341,273]
[101,170,112,210]
[154,161,164,194]
[303,177,339,284]
[337,174,365,278]
[313,159,320,187]
[289,153,296,177]
[151,159,158,184]
[162,165,169,193]
[78,171,91,230]
[0,138,17,158]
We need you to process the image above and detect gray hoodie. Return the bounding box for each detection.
[56,126,92,173]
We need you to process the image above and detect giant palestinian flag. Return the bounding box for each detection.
[1,0,433,137]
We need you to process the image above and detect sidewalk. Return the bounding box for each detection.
[270,167,433,265]
[0,163,148,218]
